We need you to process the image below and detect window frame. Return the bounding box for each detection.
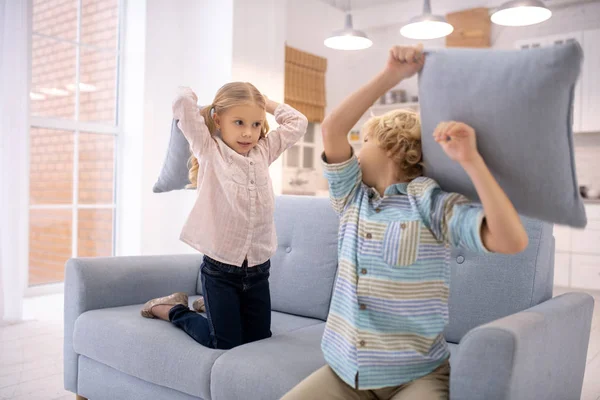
[27,0,125,288]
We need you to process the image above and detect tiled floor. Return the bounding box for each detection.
[0,300,68,400]
[1,288,599,400]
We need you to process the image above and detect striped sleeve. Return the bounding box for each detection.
[409,177,489,253]
[321,152,362,215]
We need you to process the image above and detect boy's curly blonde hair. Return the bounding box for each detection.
[363,109,423,180]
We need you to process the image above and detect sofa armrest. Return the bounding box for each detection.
[451,292,594,400]
[63,254,202,392]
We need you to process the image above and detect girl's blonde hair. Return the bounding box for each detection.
[187,82,270,188]
[363,109,423,180]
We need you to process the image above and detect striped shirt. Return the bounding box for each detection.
[321,154,489,389]
[174,92,308,266]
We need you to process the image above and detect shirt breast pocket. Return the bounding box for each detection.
[229,161,247,185]
[382,220,421,267]
[255,159,270,187]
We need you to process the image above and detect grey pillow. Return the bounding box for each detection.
[419,42,587,227]
[152,119,194,193]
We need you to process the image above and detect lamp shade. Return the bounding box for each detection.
[491,0,552,26]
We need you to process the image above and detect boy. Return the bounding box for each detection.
[282,45,528,399]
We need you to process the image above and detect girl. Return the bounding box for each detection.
[140,82,308,350]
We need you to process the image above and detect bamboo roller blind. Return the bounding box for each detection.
[284,46,327,123]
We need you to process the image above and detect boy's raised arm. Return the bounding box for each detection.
[321,45,425,164]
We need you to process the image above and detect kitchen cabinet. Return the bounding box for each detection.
[553,204,600,290]
[545,32,584,134]
[554,253,571,287]
[282,122,326,196]
[553,224,571,252]
[582,29,600,133]
[571,254,600,290]
[571,220,600,255]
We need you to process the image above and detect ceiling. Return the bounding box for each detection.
[319,0,411,11]
[319,0,596,12]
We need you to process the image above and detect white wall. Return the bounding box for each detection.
[119,0,234,256]
[286,0,348,113]
[575,133,600,189]
[284,0,427,194]
[285,0,444,120]
[491,1,600,49]
[119,0,290,256]
[354,0,496,31]
[141,1,201,256]
[117,0,145,257]
[119,0,600,256]
[305,1,600,108]
[232,0,287,194]
[333,0,489,102]
[284,0,600,195]
[0,0,30,320]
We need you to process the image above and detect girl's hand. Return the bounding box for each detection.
[434,121,480,164]
[384,44,425,83]
[263,94,278,114]
[177,86,198,104]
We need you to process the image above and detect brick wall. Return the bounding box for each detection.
[29,0,119,286]
[29,209,72,286]
[30,128,74,205]
[78,133,115,204]
[78,209,114,258]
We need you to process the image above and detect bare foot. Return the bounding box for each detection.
[151,304,175,321]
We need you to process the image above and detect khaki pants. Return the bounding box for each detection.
[281,360,450,400]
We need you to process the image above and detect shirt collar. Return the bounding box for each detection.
[384,183,409,196]
[366,182,409,200]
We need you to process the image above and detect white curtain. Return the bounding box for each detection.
[0,0,31,321]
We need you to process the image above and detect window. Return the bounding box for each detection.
[29,0,122,286]
[285,122,317,170]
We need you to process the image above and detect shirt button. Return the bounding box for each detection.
[401,223,407,229]
[250,180,255,184]
[360,269,367,275]
[359,304,366,310]
[457,255,465,264]
[375,208,381,213]
[250,161,254,165]
[366,233,372,239]
[359,340,366,347]
[286,247,292,253]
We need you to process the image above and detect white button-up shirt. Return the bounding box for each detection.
[173,93,308,266]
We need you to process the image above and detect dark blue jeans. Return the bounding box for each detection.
[168,256,272,349]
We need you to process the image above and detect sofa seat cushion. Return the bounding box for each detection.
[448,341,458,362]
[210,323,326,400]
[73,296,323,399]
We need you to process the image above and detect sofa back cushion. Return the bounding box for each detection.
[268,196,340,321]
[445,216,554,343]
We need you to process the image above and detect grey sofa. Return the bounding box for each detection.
[64,196,595,400]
